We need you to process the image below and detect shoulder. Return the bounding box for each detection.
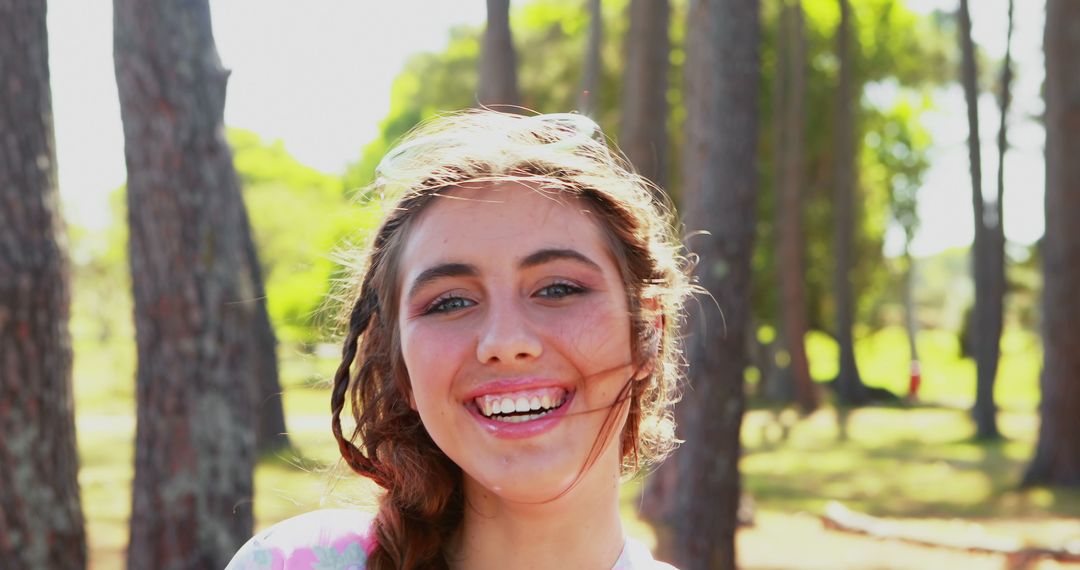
[225,509,377,570]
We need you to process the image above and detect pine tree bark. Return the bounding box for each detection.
[831,0,868,405]
[245,226,290,456]
[0,2,88,567]
[1023,0,1080,487]
[578,0,603,116]
[113,0,266,566]
[777,0,818,413]
[479,0,522,108]
[643,0,761,568]
[959,0,1001,439]
[619,0,670,189]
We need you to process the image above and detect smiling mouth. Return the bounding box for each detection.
[474,387,570,424]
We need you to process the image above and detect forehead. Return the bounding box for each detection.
[398,182,615,274]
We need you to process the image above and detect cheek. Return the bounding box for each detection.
[400,324,470,406]
[546,302,633,370]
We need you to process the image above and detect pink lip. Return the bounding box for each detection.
[466,390,575,440]
[462,377,575,440]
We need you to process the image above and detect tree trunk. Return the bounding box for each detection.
[959,0,1001,439]
[479,0,522,108]
[114,0,264,566]
[578,0,603,116]
[903,249,920,392]
[619,0,670,189]
[643,0,761,568]
[981,0,1013,430]
[1023,0,1080,487]
[244,228,290,457]
[831,0,868,405]
[0,2,88,567]
[763,1,793,404]
[777,0,818,413]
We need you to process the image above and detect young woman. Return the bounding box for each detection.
[227,110,691,569]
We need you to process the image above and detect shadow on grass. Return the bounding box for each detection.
[740,406,1080,521]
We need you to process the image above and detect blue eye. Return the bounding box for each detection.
[425,296,475,315]
[536,282,585,299]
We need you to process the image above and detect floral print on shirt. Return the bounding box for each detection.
[225,509,675,570]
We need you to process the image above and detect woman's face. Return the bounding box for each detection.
[397,182,635,503]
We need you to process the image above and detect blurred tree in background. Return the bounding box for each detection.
[648,0,762,565]
[113,0,275,565]
[1024,0,1080,487]
[958,0,1001,439]
[0,1,87,567]
[480,0,523,106]
[771,0,818,411]
[578,0,605,115]
[620,0,671,189]
[830,0,868,404]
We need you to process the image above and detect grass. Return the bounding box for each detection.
[72,320,1076,568]
[742,407,1079,520]
[803,325,1041,409]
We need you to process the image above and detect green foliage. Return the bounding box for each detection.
[350,0,952,340]
[228,129,381,344]
[68,130,379,347]
[755,0,951,333]
[343,0,633,191]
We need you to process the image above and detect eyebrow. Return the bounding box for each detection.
[407,262,478,300]
[407,248,602,300]
[519,248,602,272]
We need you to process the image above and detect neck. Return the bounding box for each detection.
[449,451,626,570]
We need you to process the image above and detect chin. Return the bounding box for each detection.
[466,459,585,505]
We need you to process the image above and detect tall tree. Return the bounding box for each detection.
[1024,0,1080,487]
[776,0,818,412]
[247,238,290,456]
[579,0,603,115]
[643,0,761,567]
[831,0,869,405]
[114,0,271,565]
[479,0,522,107]
[959,0,1002,439]
[0,1,87,567]
[619,0,670,188]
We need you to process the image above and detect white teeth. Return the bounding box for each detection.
[476,390,569,419]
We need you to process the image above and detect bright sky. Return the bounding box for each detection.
[48,0,1045,257]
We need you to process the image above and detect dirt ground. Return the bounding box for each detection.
[739,511,1080,570]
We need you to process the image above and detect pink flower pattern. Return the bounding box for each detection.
[225,509,674,569]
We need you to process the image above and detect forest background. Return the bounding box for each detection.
[3,0,1079,568]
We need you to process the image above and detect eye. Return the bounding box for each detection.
[424,295,476,315]
[535,281,585,300]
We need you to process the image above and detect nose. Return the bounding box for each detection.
[475,298,543,365]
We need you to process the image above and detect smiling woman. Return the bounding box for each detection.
[226,110,692,570]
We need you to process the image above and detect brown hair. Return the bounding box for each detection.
[329,110,691,568]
